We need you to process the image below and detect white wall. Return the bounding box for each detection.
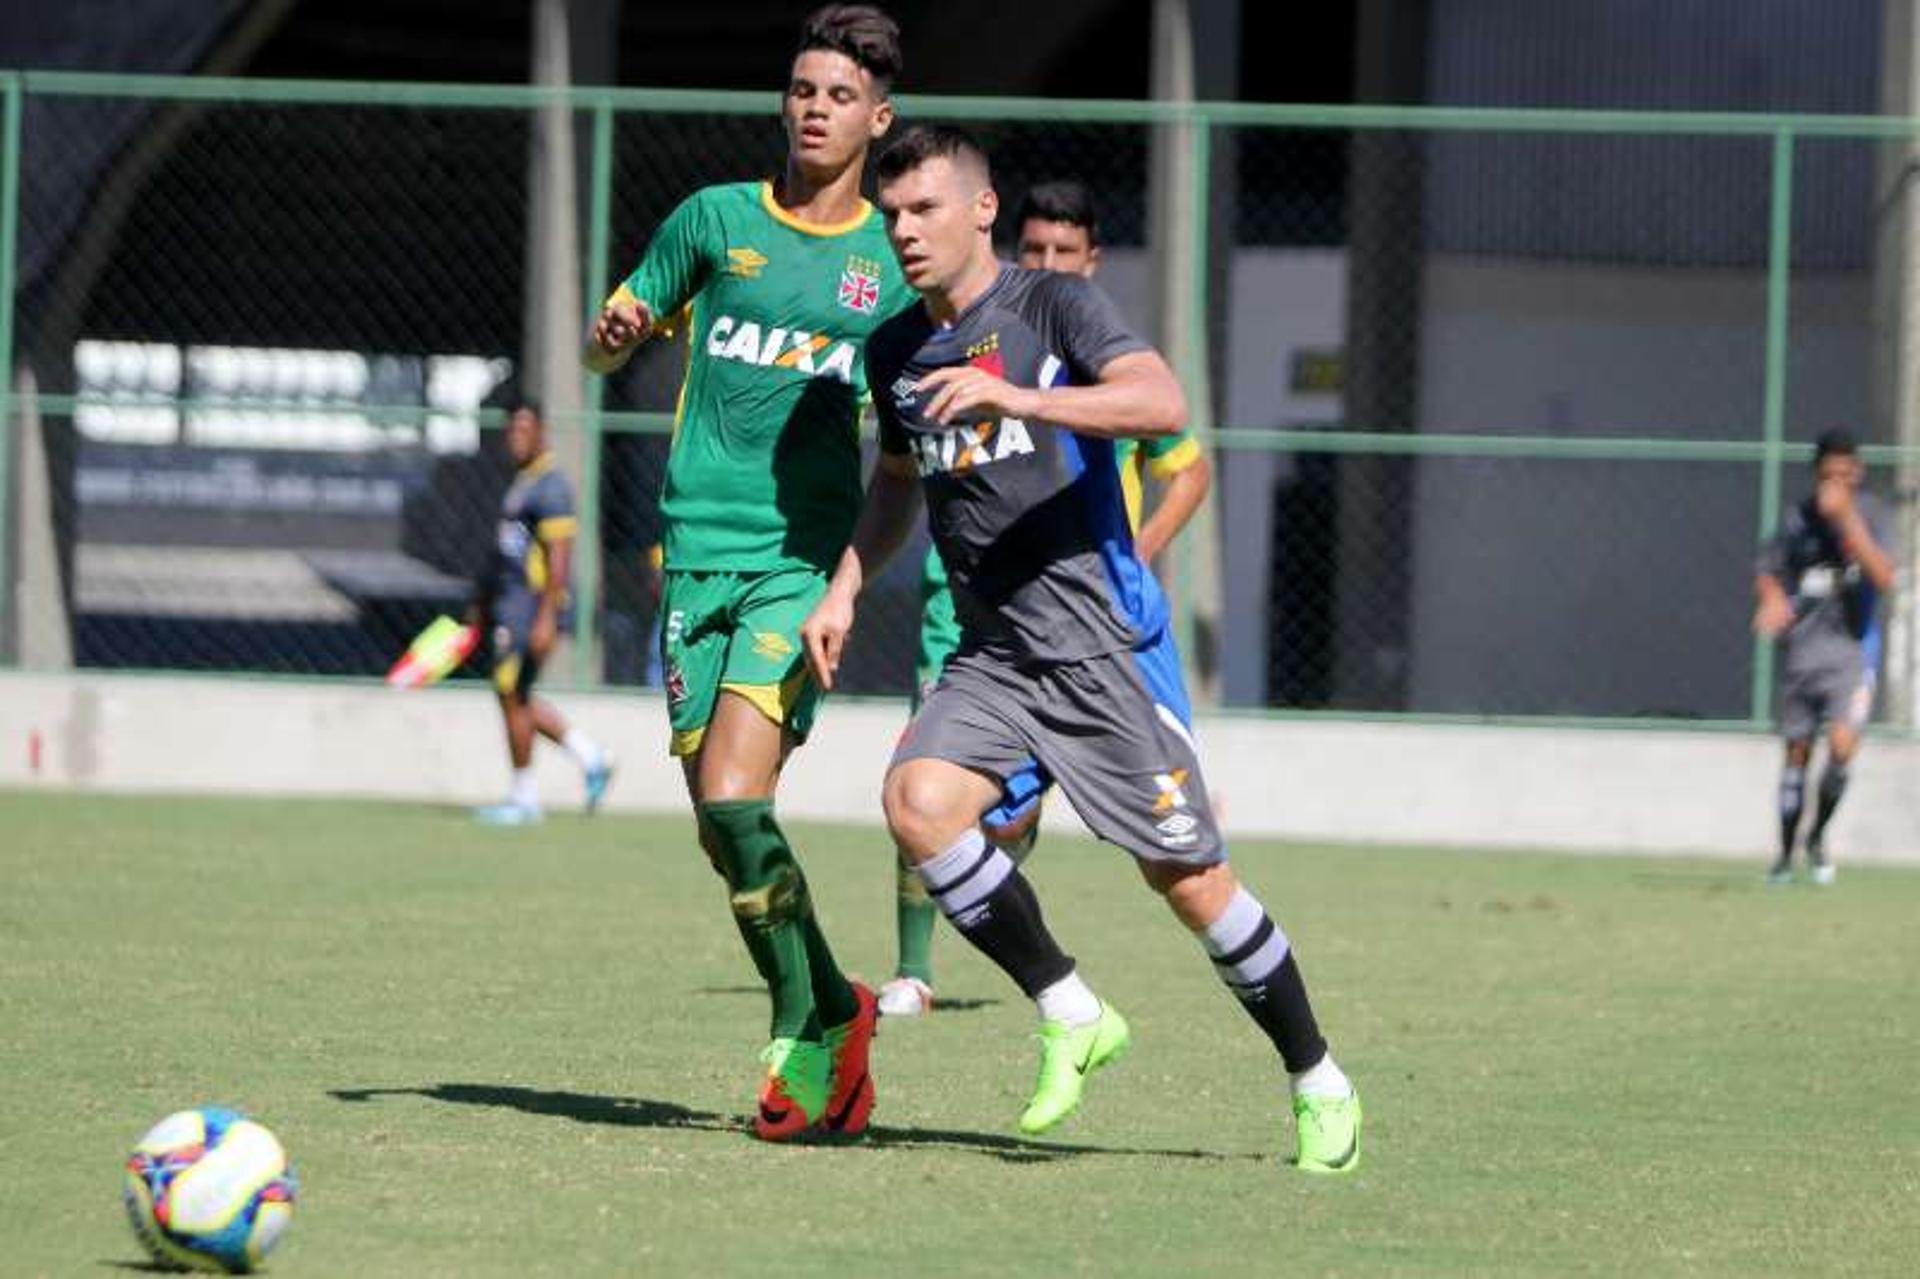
[4,671,1915,866]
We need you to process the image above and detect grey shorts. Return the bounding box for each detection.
[892,636,1224,865]
[1779,662,1873,741]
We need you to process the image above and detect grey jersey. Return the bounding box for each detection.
[869,266,1159,666]
[1760,491,1890,675]
[483,455,577,608]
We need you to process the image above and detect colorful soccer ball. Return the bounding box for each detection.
[122,1107,297,1273]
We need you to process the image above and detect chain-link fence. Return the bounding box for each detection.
[3,74,1918,729]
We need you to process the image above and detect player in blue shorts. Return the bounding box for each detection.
[470,401,614,824]
[802,126,1359,1171]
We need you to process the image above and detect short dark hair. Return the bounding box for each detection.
[875,123,991,186]
[798,5,902,94]
[1814,427,1857,463]
[1016,180,1100,247]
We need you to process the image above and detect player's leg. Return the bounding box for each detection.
[1045,640,1358,1170]
[1806,670,1870,883]
[706,568,873,1136]
[881,854,939,1016]
[887,662,1124,1135]
[476,619,543,825]
[686,693,836,1137]
[662,573,821,1138]
[884,589,961,1016]
[530,696,614,813]
[882,760,1048,1019]
[1772,737,1813,882]
[1771,672,1817,882]
[1138,857,1358,1172]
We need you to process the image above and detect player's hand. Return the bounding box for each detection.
[1815,477,1853,521]
[529,609,557,661]
[800,589,856,692]
[1753,594,1793,638]
[591,296,651,354]
[916,366,1039,426]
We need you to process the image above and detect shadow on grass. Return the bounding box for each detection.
[328,1083,1246,1163]
[99,1265,179,1274]
[692,985,1002,1013]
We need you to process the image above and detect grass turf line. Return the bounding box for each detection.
[2,790,1917,1276]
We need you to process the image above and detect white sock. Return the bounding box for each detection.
[509,767,539,810]
[1289,1053,1352,1099]
[561,729,604,771]
[1034,970,1102,1028]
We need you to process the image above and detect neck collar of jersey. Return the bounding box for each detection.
[517,450,556,477]
[759,180,872,237]
[929,261,1012,331]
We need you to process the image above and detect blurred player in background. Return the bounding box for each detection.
[1753,428,1895,884]
[804,125,1361,1171]
[582,4,911,1141]
[469,401,613,825]
[880,177,1214,1017]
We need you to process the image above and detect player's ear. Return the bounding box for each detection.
[976,186,999,234]
[869,96,894,139]
[1083,244,1102,277]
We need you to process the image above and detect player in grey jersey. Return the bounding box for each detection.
[800,124,1361,1171]
[1753,429,1896,884]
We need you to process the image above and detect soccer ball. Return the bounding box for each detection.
[122,1107,297,1273]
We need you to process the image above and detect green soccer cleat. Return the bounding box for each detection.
[753,1037,830,1142]
[1292,1089,1363,1174]
[1017,1002,1130,1136]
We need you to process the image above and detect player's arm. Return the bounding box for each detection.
[1753,569,1793,637]
[918,348,1186,441]
[1753,518,1794,637]
[531,512,577,660]
[583,192,712,376]
[583,287,654,375]
[802,453,923,691]
[1134,442,1213,564]
[1819,484,1897,592]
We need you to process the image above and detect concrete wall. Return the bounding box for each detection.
[4,671,1915,865]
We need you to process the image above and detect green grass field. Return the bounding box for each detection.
[3,790,1916,1277]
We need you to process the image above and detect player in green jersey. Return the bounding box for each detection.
[583,4,911,1142]
[879,178,1215,1018]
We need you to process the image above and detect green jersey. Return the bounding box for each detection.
[1114,429,1204,531]
[614,180,914,571]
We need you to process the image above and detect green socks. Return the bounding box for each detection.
[894,856,937,983]
[699,798,855,1037]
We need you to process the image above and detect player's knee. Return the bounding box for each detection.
[1785,738,1813,767]
[1144,859,1239,929]
[883,763,973,856]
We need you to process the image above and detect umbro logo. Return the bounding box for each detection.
[727,247,768,278]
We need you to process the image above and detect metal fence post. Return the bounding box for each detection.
[575,96,614,691]
[0,75,20,668]
[1750,127,1796,726]
[1179,112,1214,691]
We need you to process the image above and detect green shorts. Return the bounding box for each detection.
[661,566,828,757]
